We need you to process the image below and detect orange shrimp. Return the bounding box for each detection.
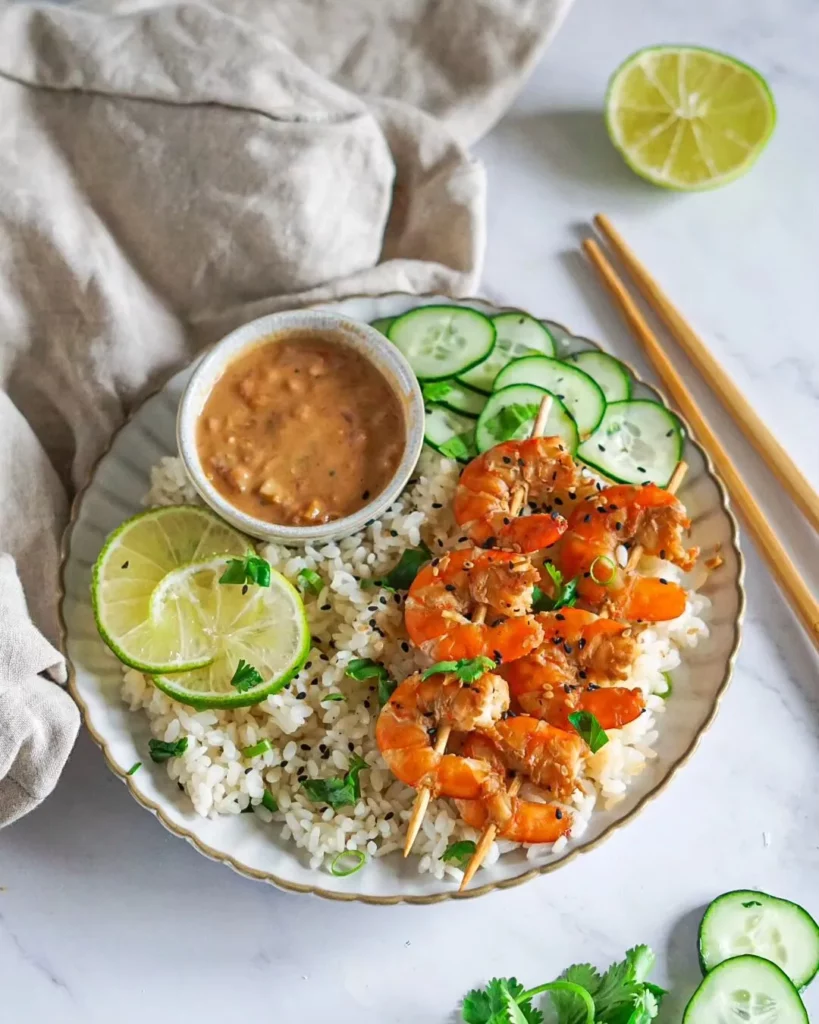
[454,437,595,553]
[557,483,698,621]
[375,670,509,799]
[499,609,645,730]
[454,724,576,843]
[404,548,543,662]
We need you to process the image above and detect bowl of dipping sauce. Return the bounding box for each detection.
[177,310,424,542]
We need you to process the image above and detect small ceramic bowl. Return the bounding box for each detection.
[176,310,424,542]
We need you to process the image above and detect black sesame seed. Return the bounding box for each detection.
[391,529,398,537]
[568,491,577,500]
[660,549,667,559]
[665,429,674,437]
[529,501,538,511]
[280,760,288,768]
[551,636,564,645]
[321,749,331,759]
[437,539,444,547]
[364,700,371,709]
[659,577,668,585]
[305,661,312,670]
[242,584,249,595]
[432,502,443,509]
[300,743,311,751]
[544,503,553,513]
[178,782,185,791]
[577,637,586,650]
[578,670,587,679]
[554,497,563,506]
[503,456,512,464]
[596,506,607,514]
[484,537,497,549]
[348,741,355,752]
[597,444,606,452]
[445,584,456,592]
[555,808,563,820]
[563,643,573,654]
[296,692,307,700]
[493,650,503,664]
[458,536,469,543]
[385,811,395,820]
[584,514,592,523]
[583,571,591,578]
[321,603,331,610]
[401,641,409,653]
[587,682,599,690]
[615,522,623,531]
[555,613,565,621]
[503,517,511,525]
[637,467,646,473]
[121,560,130,569]
[362,490,371,500]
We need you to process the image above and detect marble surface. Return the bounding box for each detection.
[3,1,818,1021]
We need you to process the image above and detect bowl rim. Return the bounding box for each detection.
[59,291,746,906]
[175,309,425,542]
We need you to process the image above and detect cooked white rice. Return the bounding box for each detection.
[121,450,710,880]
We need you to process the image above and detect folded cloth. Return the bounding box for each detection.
[0,0,572,826]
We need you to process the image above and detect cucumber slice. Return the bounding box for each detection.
[388,305,496,382]
[494,356,606,437]
[458,312,555,394]
[475,384,578,455]
[576,399,683,487]
[699,891,819,991]
[370,317,395,335]
[567,350,632,402]
[424,403,477,463]
[421,380,485,418]
[683,955,808,1024]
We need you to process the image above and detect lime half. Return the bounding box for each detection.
[152,559,310,709]
[606,46,775,190]
[92,505,252,672]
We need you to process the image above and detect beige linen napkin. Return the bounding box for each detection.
[0,0,572,825]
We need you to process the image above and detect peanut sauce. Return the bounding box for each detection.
[197,332,405,526]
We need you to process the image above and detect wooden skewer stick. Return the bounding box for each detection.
[458,395,553,890]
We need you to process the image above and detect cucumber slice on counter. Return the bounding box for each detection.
[576,399,683,486]
[421,380,486,418]
[699,891,819,991]
[493,355,606,437]
[683,955,808,1024]
[370,317,395,335]
[458,312,555,393]
[388,305,496,382]
[475,384,578,455]
[567,350,632,402]
[424,404,478,463]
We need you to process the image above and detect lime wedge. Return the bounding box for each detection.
[92,505,252,672]
[606,46,775,190]
[152,559,309,709]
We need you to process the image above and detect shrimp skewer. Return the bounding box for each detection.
[405,397,552,853]
[460,462,690,889]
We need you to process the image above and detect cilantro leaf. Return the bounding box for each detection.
[484,403,540,444]
[441,839,477,868]
[363,542,432,592]
[440,432,477,462]
[591,949,640,1022]
[344,659,396,706]
[625,946,655,985]
[533,565,579,612]
[148,737,188,763]
[568,711,609,754]
[261,790,278,813]
[422,381,453,403]
[219,555,271,587]
[301,754,368,809]
[230,659,264,693]
[463,978,537,1024]
[422,656,496,683]
[296,568,323,595]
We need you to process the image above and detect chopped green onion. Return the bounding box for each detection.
[242,739,273,758]
[321,692,346,703]
[660,671,673,700]
[589,555,617,586]
[345,658,389,683]
[219,555,272,587]
[148,737,188,763]
[441,839,476,868]
[261,790,278,813]
[330,850,366,877]
[568,711,609,753]
[296,568,323,595]
[126,761,142,776]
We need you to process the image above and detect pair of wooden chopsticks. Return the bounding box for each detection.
[584,215,819,653]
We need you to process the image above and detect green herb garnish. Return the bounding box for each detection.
[422,381,453,403]
[363,542,433,592]
[126,761,142,776]
[344,658,396,706]
[301,754,368,809]
[148,737,189,763]
[422,656,496,683]
[261,790,278,813]
[439,432,476,462]
[330,850,366,877]
[589,555,617,586]
[484,402,540,444]
[660,671,673,700]
[532,564,579,613]
[242,739,273,758]
[219,554,272,587]
[230,659,264,693]
[461,944,663,1024]
[378,676,397,706]
[568,711,609,754]
[296,568,323,595]
[321,692,346,703]
[441,840,477,869]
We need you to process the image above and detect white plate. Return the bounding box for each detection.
[60,293,745,904]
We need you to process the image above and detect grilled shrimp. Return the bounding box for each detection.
[499,609,645,730]
[454,724,578,843]
[375,670,509,799]
[558,483,698,621]
[453,437,595,553]
[404,548,543,662]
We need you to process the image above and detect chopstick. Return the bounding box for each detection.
[593,214,819,535]
[582,237,819,653]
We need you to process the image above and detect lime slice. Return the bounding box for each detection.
[152,559,309,709]
[92,505,252,672]
[606,46,775,190]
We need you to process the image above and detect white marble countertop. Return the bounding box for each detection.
[3,1,818,1021]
